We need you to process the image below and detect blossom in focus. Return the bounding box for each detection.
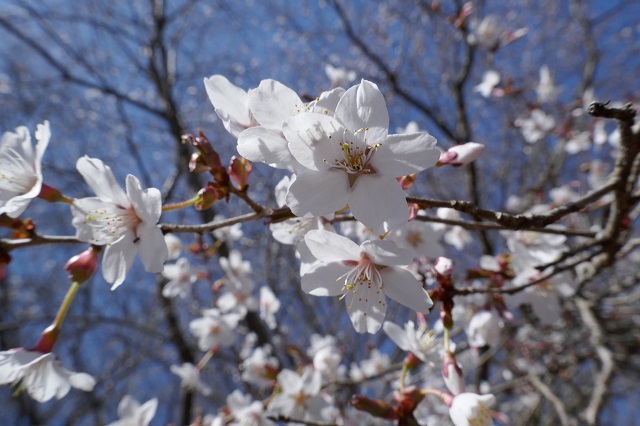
[107,395,158,426]
[382,320,439,364]
[0,348,95,402]
[237,79,344,171]
[301,230,433,333]
[515,109,555,144]
[285,80,439,234]
[170,362,212,396]
[161,258,198,299]
[0,121,50,218]
[189,308,241,351]
[204,74,257,138]
[71,156,168,289]
[449,392,496,426]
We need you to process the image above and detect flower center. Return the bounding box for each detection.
[325,128,380,177]
[468,402,492,426]
[83,204,141,245]
[0,147,36,193]
[337,253,385,313]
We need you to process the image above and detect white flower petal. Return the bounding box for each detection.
[372,133,439,176]
[361,239,413,267]
[381,267,432,313]
[335,80,389,138]
[349,174,408,234]
[126,175,162,224]
[237,127,297,169]
[136,222,168,273]
[344,281,386,334]
[304,230,361,262]
[76,156,129,206]
[382,321,412,351]
[102,235,138,289]
[286,169,349,217]
[284,113,342,171]
[249,79,302,130]
[301,262,350,296]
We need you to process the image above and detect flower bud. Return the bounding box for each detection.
[397,174,416,190]
[189,152,211,174]
[438,142,485,167]
[194,184,229,210]
[65,246,100,284]
[434,256,454,276]
[442,351,465,395]
[228,156,252,190]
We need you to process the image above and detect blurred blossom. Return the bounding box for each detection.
[164,233,182,260]
[189,308,241,350]
[466,310,502,349]
[515,109,555,144]
[387,216,444,259]
[107,395,157,426]
[212,215,244,242]
[226,390,275,426]
[161,258,198,299]
[267,368,334,423]
[170,362,212,396]
[536,66,558,103]
[241,346,279,388]
[259,286,280,329]
[473,70,501,98]
[325,63,357,88]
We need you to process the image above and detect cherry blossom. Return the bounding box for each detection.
[438,142,486,167]
[161,258,198,299]
[71,156,168,289]
[240,346,279,388]
[189,308,241,351]
[204,74,257,138]
[467,310,503,349]
[259,285,280,330]
[301,230,433,333]
[267,368,334,423]
[285,80,440,234]
[226,390,275,426]
[0,348,95,402]
[387,217,444,259]
[515,109,555,144]
[324,63,357,88]
[107,395,158,426]
[0,121,49,218]
[170,362,212,396]
[536,65,558,103]
[448,392,496,426]
[474,70,501,98]
[236,79,344,170]
[383,320,439,364]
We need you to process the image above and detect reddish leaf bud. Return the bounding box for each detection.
[30,324,59,353]
[228,156,252,190]
[189,152,211,174]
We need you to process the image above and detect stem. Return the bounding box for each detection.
[53,281,81,329]
[400,362,409,391]
[444,327,451,354]
[162,196,199,212]
[196,347,216,370]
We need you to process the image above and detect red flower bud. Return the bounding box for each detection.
[65,246,100,284]
[30,324,59,353]
[351,394,397,420]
